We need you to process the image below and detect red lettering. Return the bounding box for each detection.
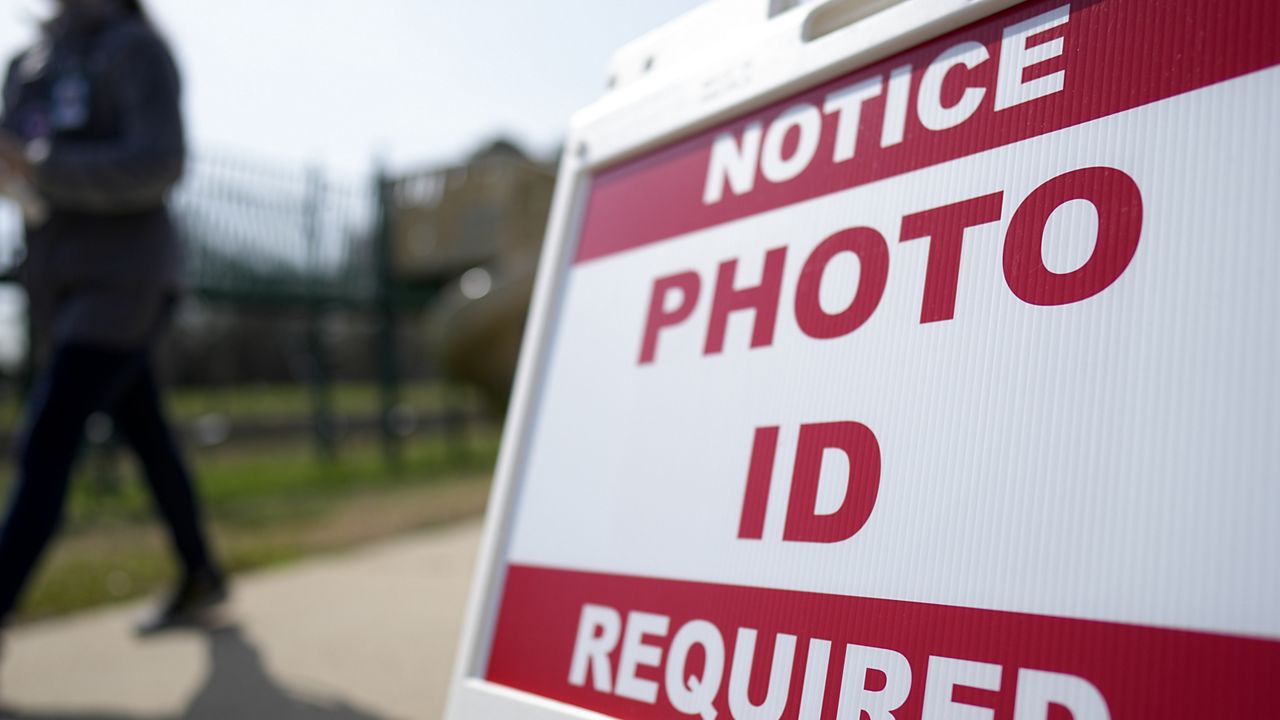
[642,167,1142,366]
[784,421,881,544]
[638,271,701,365]
[900,191,1004,323]
[794,227,890,339]
[1003,166,1143,306]
[704,247,788,356]
[738,426,780,540]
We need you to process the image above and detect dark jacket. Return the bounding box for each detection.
[1,11,185,349]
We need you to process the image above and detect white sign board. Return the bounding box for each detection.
[447,0,1280,717]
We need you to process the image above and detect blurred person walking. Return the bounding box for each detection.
[0,0,226,637]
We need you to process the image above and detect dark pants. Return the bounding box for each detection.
[0,344,215,622]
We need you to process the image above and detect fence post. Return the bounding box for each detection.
[374,168,402,467]
[304,166,337,458]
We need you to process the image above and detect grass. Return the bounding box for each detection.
[0,380,484,428]
[5,428,501,623]
[63,425,497,525]
[166,382,483,422]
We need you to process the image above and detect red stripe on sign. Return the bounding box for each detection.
[574,0,1280,264]
[486,564,1280,719]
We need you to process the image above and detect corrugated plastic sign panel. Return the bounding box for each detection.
[481,0,1280,717]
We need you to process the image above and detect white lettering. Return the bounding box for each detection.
[703,122,764,204]
[615,611,671,704]
[568,604,622,693]
[760,104,823,184]
[702,8,1073,202]
[665,620,725,720]
[824,77,883,163]
[837,643,913,720]
[995,5,1071,111]
[797,638,832,720]
[1013,668,1111,720]
[921,656,1002,720]
[918,41,990,131]
[570,606,1114,720]
[728,629,797,719]
[880,64,914,148]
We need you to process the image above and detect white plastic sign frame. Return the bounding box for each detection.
[445,0,1280,717]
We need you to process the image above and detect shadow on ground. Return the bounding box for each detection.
[1,626,386,720]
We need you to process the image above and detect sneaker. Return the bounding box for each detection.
[135,568,229,635]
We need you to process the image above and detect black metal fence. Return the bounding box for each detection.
[0,151,476,464]
[173,155,382,307]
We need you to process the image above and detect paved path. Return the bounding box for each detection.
[0,519,484,720]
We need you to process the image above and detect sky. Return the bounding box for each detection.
[0,0,706,367]
[0,0,708,173]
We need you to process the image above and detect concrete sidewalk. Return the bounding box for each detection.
[0,519,484,720]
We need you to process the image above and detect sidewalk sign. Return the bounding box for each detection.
[446,0,1280,717]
